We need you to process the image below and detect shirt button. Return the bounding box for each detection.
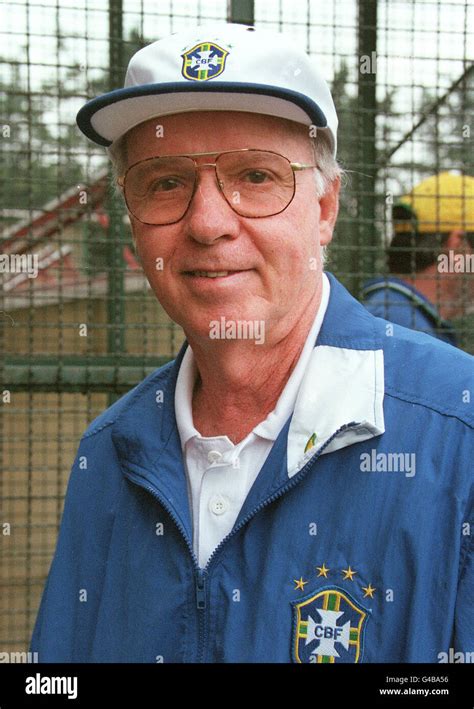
[207,450,223,464]
[209,495,228,515]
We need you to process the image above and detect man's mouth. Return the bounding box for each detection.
[184,270,246,278]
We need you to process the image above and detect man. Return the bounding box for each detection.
[31,24,473,663]
[362,173,474,346]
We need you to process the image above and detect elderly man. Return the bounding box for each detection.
[362,173,474,346]
[31,24,473,664]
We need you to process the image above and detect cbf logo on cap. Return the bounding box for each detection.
[181,41,229,81]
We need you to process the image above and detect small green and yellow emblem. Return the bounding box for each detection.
[304,432,317,453]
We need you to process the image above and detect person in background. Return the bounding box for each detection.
[362,172,474,346]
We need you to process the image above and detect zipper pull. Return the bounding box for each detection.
[195,569,207,610]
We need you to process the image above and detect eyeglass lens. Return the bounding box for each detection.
[123,150,296,225]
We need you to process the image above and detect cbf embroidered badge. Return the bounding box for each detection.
[181,41,229,81]
[292,586,369,663]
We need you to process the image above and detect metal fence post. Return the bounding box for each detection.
[355,0,379,293]
[106,0,126,404]
[227,0,254,25]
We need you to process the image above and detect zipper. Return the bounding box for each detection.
[122,467,209,662]
[195,568,208,663]
[123,421,359,661]
[195,568,207,610]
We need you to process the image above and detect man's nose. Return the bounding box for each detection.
[183,166,241,244]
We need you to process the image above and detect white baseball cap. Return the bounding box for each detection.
[76,23,338,156]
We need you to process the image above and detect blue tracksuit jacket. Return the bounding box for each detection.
[361,276,457,346]
[31,273,473,663]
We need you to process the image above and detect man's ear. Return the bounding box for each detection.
[319,176,340,246]
[129,226,141,264]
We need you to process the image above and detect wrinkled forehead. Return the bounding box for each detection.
[124,111,314,162]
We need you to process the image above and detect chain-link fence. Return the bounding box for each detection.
[1,0,473,653]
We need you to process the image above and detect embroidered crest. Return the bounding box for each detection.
[292,586,369,663]
[181,41,229,81]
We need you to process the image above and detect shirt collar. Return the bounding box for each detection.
[174,343,198,449]
[175,273,331,449]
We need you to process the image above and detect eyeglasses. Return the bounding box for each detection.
[117,149,317,225]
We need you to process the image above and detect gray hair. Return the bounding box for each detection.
[107,134,128,185]
[309,133,343,266]
[310,133,342,196]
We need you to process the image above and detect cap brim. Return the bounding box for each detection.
[76,82,331,151]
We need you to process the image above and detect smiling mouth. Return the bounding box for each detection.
[184,270,247,278]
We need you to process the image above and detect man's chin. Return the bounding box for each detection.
[181,314,268,347]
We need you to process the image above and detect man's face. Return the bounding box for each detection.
[124,111,339,345]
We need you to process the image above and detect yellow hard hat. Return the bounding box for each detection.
[394,172,474,234]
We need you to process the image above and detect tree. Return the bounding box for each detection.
[326,62,397,291]
[0,29,148,225]
[0,59,84,221]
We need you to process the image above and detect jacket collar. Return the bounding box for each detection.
[287,272,385,476]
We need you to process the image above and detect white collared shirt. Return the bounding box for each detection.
[175,273,330,568]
